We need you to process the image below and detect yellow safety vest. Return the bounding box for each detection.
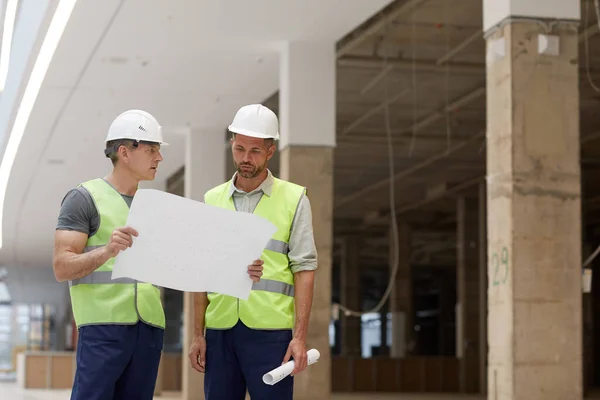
[68,178,165,329]
[204,177,305,330]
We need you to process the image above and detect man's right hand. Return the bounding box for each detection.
[189,335,207,373]
[105,226,139,258]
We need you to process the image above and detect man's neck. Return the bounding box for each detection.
[234,170,268,193]
[105,168,139,197]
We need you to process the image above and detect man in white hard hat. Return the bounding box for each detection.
[52,109,264,400]
[188,104,318,399]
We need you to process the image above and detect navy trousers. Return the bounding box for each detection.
[70,321,164,400]
[205,320,293,400]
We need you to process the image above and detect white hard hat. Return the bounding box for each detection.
[104,109,168,157]
[228,104,280,140]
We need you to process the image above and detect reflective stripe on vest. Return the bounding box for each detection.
[252,279,294,297]
[69,271,159,290]
[68,178,165,329]
[70,272,135,286]
[208,279,294,297]
[265,238,288,255]
[72,245,158,288]
[204,177,305,330]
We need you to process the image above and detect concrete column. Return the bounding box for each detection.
[484,1,582,399]
[181,128,227,400]
[340,236,361,357]
[478,182,488,395]
[456,196,480,393]
[163,289,183,351]
[380,310,388,355]
[582,243,593,392]
[390,223,411,358]
[278,40,335,400]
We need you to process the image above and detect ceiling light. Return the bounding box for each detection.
[0,0,78,249]
[0,0,19,91]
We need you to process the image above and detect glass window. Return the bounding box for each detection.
[360,313,381,358]
[0,282,10,303]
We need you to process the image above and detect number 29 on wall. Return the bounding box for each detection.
[491,246,509,286]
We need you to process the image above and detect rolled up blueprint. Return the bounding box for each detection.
[262,349,320,385]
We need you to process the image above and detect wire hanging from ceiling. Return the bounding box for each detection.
[408,0,418,158]
[443,0,452,151]
[334,16,401,318]
[585,0,600,93]
[334,2,461,317]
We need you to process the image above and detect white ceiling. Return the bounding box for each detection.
[0,0,392,270]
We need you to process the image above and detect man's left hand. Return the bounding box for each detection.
[248,259,263,282]
[282,338,307,376]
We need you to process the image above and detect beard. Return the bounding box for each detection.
[235,161,266,179]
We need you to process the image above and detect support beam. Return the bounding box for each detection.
[353,125,600,226]
[399,87,486,136]
[389,223,412,358]
[280,42,335,150]
[396,177,483,215]
[340,237,362,356]
[335,132,484,211]
[340,88,410,137]
[339,22,598,74]
[579,20,599,43]
[360,64,393,96]
[484,1,582,398]
[336,0,430,58]
[457,195,481,393]
[356,123,600,223]
[478,182,487,395]
[436,31,483,65]
[483,0,580,32]
[338,132,475,145]
[338,55,484,75]
[279,40,335,400]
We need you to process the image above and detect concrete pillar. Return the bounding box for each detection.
[582,243,593,392]
[181,128,227,400]
[340,236,361,356]
[278,40,335,400]
[163,289,183,351]
[484,1,582,399]
[380,310,388,356]
[390,223,411,358]
[456,195,480,393]
[478,182,488,395]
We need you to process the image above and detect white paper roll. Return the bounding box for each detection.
[262,348,320,385]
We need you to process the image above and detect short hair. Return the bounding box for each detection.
[105,139,136,166]
[230,132,274,148]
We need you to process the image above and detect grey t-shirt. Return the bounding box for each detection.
[56,180,133,236]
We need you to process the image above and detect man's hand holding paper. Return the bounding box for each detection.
[247,259,264,283]
[105,226,138,258]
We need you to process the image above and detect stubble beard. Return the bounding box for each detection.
[236,162,266,179]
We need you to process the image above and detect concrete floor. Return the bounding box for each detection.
[4,384,600,400]
[0,383,486,400]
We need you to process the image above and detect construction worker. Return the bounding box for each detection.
[188,104,318,400]
[52,109,264,400]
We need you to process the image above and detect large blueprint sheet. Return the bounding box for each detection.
[111,189,277,299]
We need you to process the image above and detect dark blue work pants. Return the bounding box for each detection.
[70,321,164,400]
[205,320,293,400]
